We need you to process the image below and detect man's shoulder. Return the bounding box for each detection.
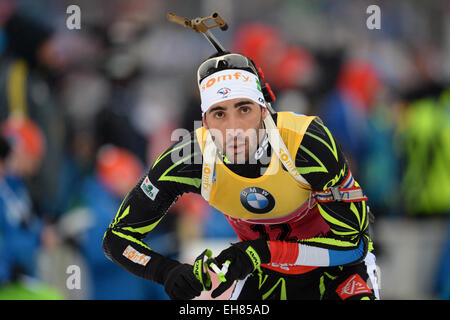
[151,130,202,171]
[273,111,318,135]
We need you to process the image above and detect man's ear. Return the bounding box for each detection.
[202,115,208,129]
[261,105,268,121]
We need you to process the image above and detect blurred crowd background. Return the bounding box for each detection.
[0,0,449,300]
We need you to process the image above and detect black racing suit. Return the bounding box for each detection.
[102,114,378,300]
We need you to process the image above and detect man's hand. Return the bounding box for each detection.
[164,263,204,300]
[211,238,270,298]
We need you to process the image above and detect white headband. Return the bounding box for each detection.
[199,69,266,115]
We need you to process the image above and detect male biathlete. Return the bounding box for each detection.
[102,51,380,300]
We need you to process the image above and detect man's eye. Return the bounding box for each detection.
[215,112,224,119]
[241,106,250,113]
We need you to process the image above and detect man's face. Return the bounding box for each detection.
[203,98,267,163]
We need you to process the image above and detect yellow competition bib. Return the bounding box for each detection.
[195,112,316,221]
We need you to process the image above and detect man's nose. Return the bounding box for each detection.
[226,113,241,130]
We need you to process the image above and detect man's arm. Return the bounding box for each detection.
[269,117,373,267]
[102,132,203,286]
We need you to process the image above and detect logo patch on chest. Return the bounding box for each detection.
[240,187,275,214]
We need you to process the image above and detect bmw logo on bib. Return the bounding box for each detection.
[240,187,275,214]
